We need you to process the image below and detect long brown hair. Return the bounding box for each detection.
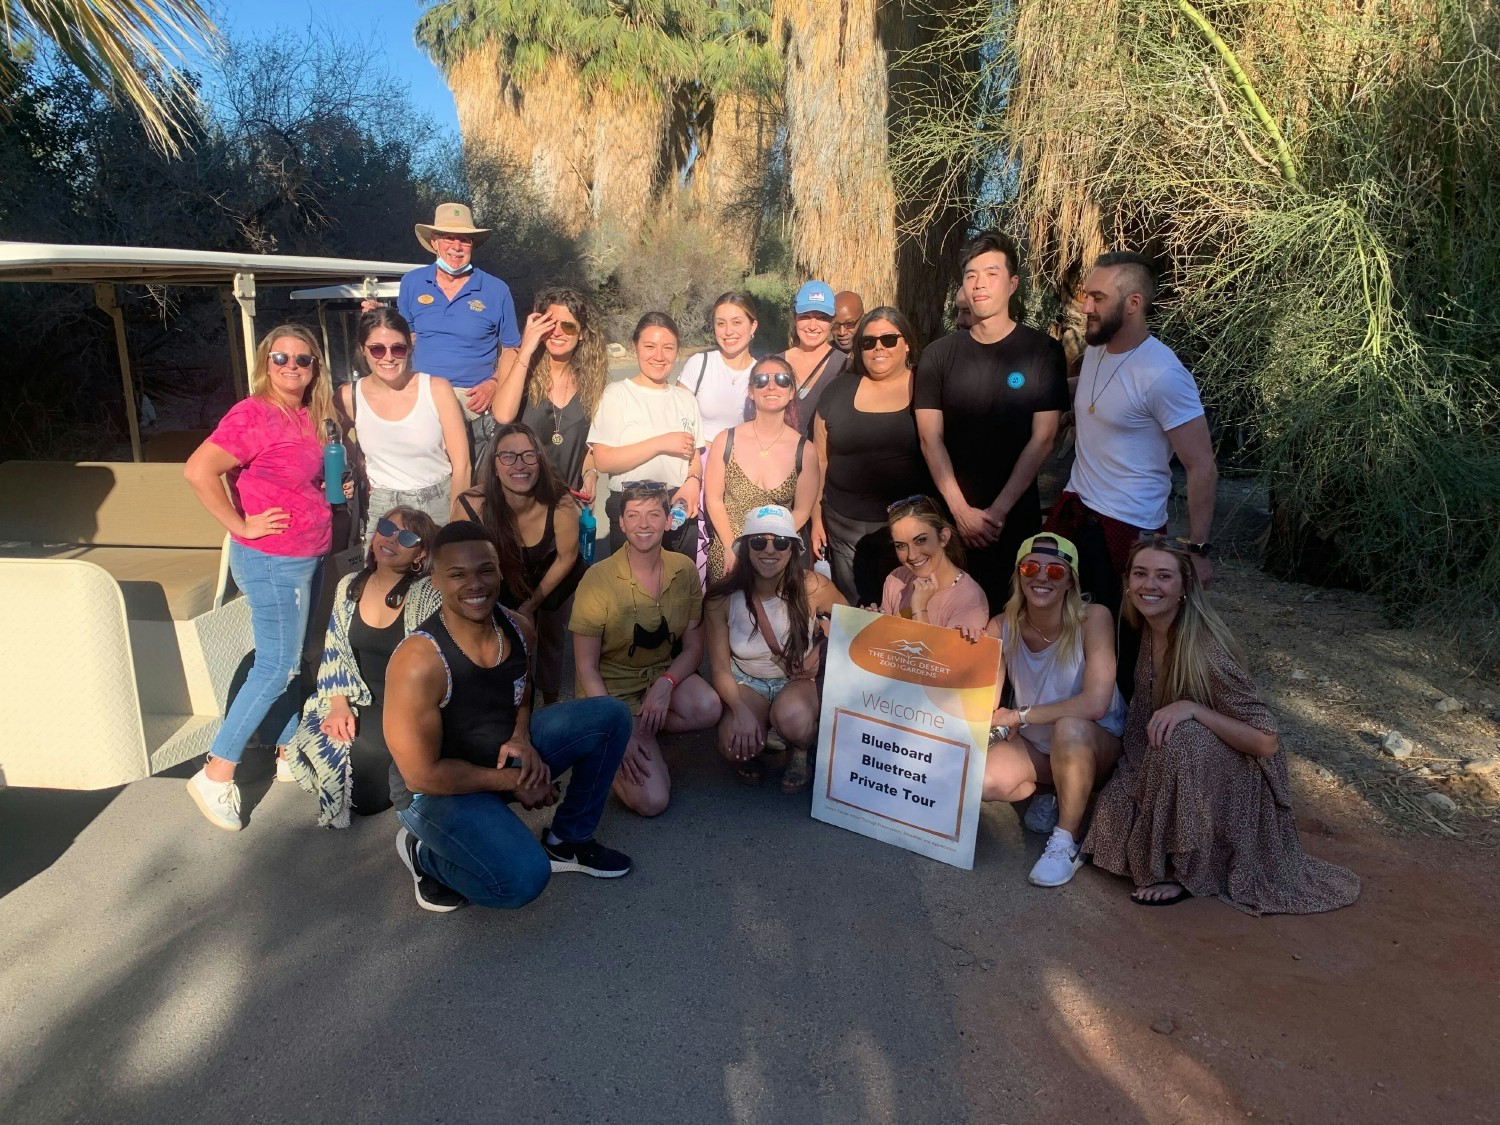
[885,494,967,569]
[706,539,813,676]
[250,323,336,437]
[1123,537,1248,709]
[474,422,570,601]
[525,286,607,418]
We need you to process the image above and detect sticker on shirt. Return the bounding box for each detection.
[1007,371,1026,389]
[417,293,435,305]
[469,299,487,312]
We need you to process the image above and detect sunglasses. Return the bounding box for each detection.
[552,320,580,336]
[748,535,795,552]
[750,371,795,389]
[622,480,670,493]
[886,493,934,514]
[1018,560,1070,581]
[365,343,409,360]
[859,333,903,351]
[269,351,314,369]
[375,518,422,548]
[497,449,539,466]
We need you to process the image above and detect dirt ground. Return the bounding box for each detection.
[953,471,1500,1123]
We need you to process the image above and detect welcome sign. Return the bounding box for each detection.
[812,605,999,869]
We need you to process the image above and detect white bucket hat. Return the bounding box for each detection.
[415,202,493,253]
[733,504,802,551]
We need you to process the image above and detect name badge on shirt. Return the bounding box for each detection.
[417,293,435,305]
[469,299,487,312]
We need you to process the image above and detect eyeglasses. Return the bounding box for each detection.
[832,319,860,330]
[750,371,794,389]
[365,343,409,360]
[553,321,580,336]
[1018,560,1069,581]
[374,518,422,548]
[269,351,314,369]
[622,480,669,493]
[886,493,933,514]
[497,449,539,466]
[748,535,795,552]
[859,333,903,351]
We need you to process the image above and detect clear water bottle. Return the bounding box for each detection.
[668,498,688,531]
[578,503,596,564]
[322,421,345,505]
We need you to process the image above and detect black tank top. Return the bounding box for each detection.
[388,604,529,810]
[459,494,558,609]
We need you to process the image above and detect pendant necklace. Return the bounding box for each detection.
[1087,340,1146,415]
[550,403,564,445]
[752,421,784,457]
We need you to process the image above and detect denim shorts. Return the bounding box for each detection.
[732,664,790,701]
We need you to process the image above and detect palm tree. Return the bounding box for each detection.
[0,0,219,155]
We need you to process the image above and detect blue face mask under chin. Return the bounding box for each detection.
[435,257,473,277]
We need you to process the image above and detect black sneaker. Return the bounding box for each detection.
[395,827,468,912]
[541,833,632,878]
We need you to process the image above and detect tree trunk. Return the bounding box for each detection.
[588,87,671,242]
[691,89,777,269]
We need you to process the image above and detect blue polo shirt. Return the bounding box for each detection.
[397,264,522,389]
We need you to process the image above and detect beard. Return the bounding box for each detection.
[1084,303,1125,346]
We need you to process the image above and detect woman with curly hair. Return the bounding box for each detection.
[494,285,607,499]
[284,506,441,827]
[1084,538,1360,914]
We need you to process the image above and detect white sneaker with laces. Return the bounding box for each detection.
[1029,828,1083,887]
[187,768,242,832]
[1023,792,1059,833]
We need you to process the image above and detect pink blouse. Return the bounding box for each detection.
[880,566,990,632]
[208,397,331,558]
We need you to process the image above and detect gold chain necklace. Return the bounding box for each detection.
[751,420,785,457]
[1087,341,1146,415]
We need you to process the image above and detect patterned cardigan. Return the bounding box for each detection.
[285,573,442,828]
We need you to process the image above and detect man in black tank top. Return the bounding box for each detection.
[383,522,633,912]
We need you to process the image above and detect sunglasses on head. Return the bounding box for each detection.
[374,518,422,548]
[859,333,903,351]
[886,493,934,514]
[1018,560,1070,581]
[622,480,670,494]
[269,351,314,369]
[750,371,794,389]
[365,343,409,360]
[497,449,539,466]
[748,535,794,552]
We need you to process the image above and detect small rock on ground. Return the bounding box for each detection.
[1290,668,1309,681]
[1435,697,1465,714]
[1426,792,1457,815]
[1382,731,1415,759]
[1151,1017,1176,1035]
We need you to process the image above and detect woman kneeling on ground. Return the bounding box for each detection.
[455,422,584,705]
[284,507,441,827]
[705,505,846,792]
[879,495,990,632]
[570,480,722,816]
[1083,538,1361,914]
[973,534,1126,888]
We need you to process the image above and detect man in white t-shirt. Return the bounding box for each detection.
[1044,253,1218,611]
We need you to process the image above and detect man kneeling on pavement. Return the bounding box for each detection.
[384,520,633,912]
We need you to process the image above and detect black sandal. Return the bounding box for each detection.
[1131,883,1191,907]
[735,756,764,785]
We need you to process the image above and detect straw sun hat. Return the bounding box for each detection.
[415,203,493,253]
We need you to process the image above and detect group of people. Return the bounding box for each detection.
[178,203,1359,920]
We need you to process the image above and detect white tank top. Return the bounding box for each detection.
[728,592,791,680]
[1002,621,1127,754]
[354,373,452,489]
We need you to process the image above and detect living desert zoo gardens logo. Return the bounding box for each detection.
[847,614,992,690]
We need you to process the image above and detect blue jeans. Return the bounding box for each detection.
[209,542,322,765]
[396,696,632,909]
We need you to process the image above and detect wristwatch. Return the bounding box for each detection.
[1187,542,1214,557]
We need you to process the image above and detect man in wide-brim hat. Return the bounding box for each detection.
[393,202,522,458]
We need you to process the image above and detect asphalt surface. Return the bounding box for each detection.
[0,726,1054,1125]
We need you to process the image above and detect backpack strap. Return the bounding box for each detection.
[723,427,736,465]
[458,493,482,523]
[794,436,806,474]
[685,351,711,396]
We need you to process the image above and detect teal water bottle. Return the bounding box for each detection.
[578,503,596,564]
[322,421,346,504]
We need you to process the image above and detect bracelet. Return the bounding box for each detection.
[660,672,678,691]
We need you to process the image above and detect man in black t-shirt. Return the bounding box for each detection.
[915,231,1069,609]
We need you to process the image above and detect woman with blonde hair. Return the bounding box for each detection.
[973,534,1126,888]
[494,285,607,498]
[878,495,989,632]
[182,324,341,831]
[1084,538,1360,914]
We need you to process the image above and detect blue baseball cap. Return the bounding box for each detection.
[794,281,836,317]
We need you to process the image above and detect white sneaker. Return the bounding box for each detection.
[187,768,242,832]
[1029,828,1083,887]
[275,752,294,783]
[1023,793,1059,833]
